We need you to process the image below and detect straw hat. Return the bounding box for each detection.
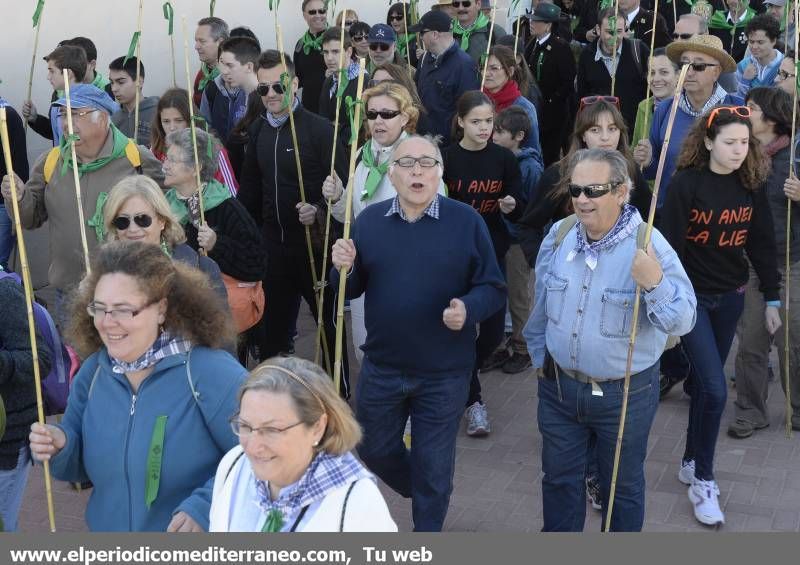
[665,34,737,74]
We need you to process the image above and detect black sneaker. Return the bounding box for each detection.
[481,348,511,371]
[502,352,532,374]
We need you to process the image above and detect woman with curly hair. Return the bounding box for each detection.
[660,105,781,527]
[28,241,247,531]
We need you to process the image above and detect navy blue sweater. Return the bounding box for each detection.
[331,196,506,375]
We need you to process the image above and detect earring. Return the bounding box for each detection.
[312,440,319,447]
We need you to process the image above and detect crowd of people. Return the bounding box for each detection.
[0,0,798,534]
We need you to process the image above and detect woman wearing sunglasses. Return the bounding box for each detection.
[730,87,800,439]
[29,240,246,531]
[659,105,781,527]
[335,8,359,31]
[321,82,445,364]
[388,3,419,68]
[348,22,372,60]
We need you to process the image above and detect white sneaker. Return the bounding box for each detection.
[466,401,491,437]
[688,478,725,526]
[678,459,695,485]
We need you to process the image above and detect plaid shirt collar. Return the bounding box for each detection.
[110,331,192,374]
[385,194,440,223]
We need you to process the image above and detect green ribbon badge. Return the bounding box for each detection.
[32,0,45,27]
[162,2,174,35]
[124,31,141,66]
[87,191,109,242]
[261,508,284,532]
[345,96,363,145]
[145,416,168,510]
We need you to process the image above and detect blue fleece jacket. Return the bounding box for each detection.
[511,96,544,168]
[49,347,246,531]
[506,146,543,241]
[331,196,506,374]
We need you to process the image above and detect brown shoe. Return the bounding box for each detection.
[727,418,768,439]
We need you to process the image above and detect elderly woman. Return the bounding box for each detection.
[103,175,227,302]
[163,128,266,333]
[524,148,696,531]
[28,241,247,531]
[210,357,397,531]
[321,82,445,363]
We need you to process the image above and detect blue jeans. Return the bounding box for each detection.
[681,289,744,481]
[0,203,13,270]
[538,362,659,531]
[355,356,470,532]
[0,445,32,532]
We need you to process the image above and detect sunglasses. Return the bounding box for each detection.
[578,95,620,112]
[344,20,357,27]
[306,8,326,15]
[568,182,619,199]
[351,34,368,42]
[389,14,404,21]
[681,61,719,72]
[452,1,472,7]
[256,81,286,96]
[777,69,796,81]
[369,43,391,51]
[112,214,153,231]
[366,109,402,121]
[672,32,693,40]
[705,105,751,128]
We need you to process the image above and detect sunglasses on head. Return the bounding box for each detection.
[681,61,719,72]
[306,8,326,16]
[452,1,473,7]
[568,182,619,199]
[672,32,693,40]
[366,109,402,121]
[112,214,153,231]
[578,95,620,113]
[705,106,751,128]
[256,81,286,96]
[369,43,391,51]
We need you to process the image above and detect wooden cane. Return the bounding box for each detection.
[314,19,349,366]
[276,25,333,376]
[513,11,522,59]
[164,1,177,87]
[181,17,206,229]
[62,71,92,274]
[25,0,45,132]
[604,64,690,532]
[480,0,499,90]
[134,0,144,142]
[0,107,57,532]
[333,58,367,395]
[784,0,799,439]
[610,0,622,96]
[401,3,412,68]
[640,0,662,138]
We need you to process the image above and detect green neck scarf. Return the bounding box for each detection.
[301,30,325,55]
[92,72,111,91]
[261,509,284,532]
[453,12,490,51]
[359,139,391,201]
[87,191,110,242]
[165,178,231,225]
[59,123,129,178]
[396,33,416,58]
[198,63,220,92]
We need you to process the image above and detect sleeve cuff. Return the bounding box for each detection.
[643,276,673,309]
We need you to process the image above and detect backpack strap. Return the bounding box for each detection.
[124,140,143,174]
[43,147,62,184]
[553,214,578,250]
[43,141,142,183]
[338,481,358,532]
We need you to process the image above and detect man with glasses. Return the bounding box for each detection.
[1,84,164,324]
[410,10,479,145]
[294,0,329,115]
[237,51,351,394]
[451,0,507,65]
[773,50,798,95]
[367,24,402,74]
[671,14,739,93]
[524,148,695,531]
[330,134,505,531]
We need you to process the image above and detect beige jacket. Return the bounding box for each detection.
[5,129,165,290]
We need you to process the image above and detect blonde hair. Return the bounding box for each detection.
[335,8,359,26]
[361,82,419,138]
[103,175,186,247]
[239,357,362,455]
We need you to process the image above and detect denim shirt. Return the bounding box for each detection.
[524,216,697,380]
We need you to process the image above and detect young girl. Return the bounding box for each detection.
[660,105,781,527]
[443,90,524,437]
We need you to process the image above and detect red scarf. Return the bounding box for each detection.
[484,80,522,112]
[763,135,790,158]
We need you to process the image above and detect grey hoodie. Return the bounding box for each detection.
[111,95,159,147]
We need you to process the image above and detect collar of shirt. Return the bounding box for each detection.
[385,193,440,223]
[594,40,623,63]
[727,10,748,24]
[626,7,640,26]
[537,33,551,46]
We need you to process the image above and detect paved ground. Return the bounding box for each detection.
[17,310,800,533]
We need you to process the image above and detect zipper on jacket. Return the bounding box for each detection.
[273,124,284,243]
[122,381,146,530]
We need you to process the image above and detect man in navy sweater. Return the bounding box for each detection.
[331,135,506,531]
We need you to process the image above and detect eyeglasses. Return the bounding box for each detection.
[256,81,286,96]
[705,105,751,128]
[112,214,153,231]
[672,33,693,40]
[389,14,404,21]
[57,108,98,119]
[568,182,620,199]
[393,156,441,168]
[369,43,391,51]
[351,34,368,42]
[230,418,305,439]
[452,1,473,7]
[366,109,402,120]
[306,8,326,15]
[681,61,719,72]
[86,301,154,322]
[777,69,796,81]
[578,95,620,112]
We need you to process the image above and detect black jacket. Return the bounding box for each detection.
[524,34,576,133]
[318,70,367,149]
[238,106,350,248]
[627,8,672,48]
[294,32,327,115]
[0,104,29,182]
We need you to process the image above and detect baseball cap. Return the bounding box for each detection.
[408,10,453,33]
[368,24,397,45]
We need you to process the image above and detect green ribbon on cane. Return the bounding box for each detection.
[267,0,281,10]
[87,191,109,242]
[261,508,284,532]
[336,67,350,98]
[280,71,293,110]
[345,96,362,145]
[32,0,45,27]
[210,0,216,17]
[144,416,168,510]
[124,31,141,66]
[162,2,174,35]
[192,115,215,160]
[796,61,800,93]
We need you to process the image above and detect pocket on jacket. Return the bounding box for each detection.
[600,288,637,338]
[544,273,569,325]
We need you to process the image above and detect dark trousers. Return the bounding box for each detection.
[539,126,564,168]
[467,304,507,406]
[356,356,470,531]
[681,289,744,481]
[260,239,350,397]
[538,361,660,531]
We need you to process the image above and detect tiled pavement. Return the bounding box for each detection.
[17,313,800,533]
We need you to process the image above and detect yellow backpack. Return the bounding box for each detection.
[43,139,142,183]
